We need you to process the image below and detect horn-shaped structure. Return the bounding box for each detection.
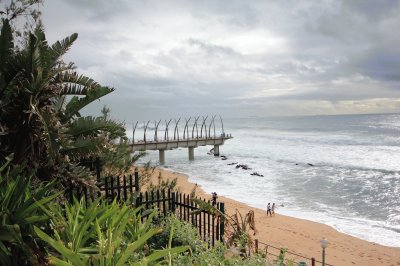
[131,115,232,164]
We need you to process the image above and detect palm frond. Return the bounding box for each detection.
[61,137,104,160]
[50,32,78,64]
[67,116,125,138]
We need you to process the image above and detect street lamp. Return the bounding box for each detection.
[320,237,329,266]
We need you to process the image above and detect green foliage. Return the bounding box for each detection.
[0,159,61,265]
[137,162,156,189]
[151,214,203,250]
[147,171,179,192]
[190,198,258,258]
[0,14,128,188]
[35,197,190,265]
[150,215,271,266]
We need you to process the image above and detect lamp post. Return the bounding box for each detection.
[320,237,329,266]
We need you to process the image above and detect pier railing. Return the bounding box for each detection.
[67,173,224,246]
[253,239,333,266]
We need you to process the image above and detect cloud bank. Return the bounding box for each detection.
[40,0,400,121]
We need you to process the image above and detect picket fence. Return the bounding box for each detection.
[67,172,224,246]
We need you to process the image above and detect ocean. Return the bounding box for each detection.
[134,113,400,247]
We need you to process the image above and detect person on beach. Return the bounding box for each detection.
[211,192,218,206]
[272,203,276,216]
[267,202,272,216]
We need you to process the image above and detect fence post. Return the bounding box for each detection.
[183,194,187,221]
[171,192,176,213]
[255,239,259,253]
[162,190,167,216]
[95,157,101,183]
[311,257,315,266]
[104,176,109,199]
[123,176,127,200]
[134,171,140,192]
[129,175,133,195]
[110,177,114,201]
[117,176,121,201]
[219,202,225,242]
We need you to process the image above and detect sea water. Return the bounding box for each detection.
[134,113,400,247]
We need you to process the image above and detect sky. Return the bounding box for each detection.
[38,0,400,122]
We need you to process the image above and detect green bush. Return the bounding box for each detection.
[0,160,61,265]
[150,214,203,250]
[151,215,272,266]
[35,197,189,265]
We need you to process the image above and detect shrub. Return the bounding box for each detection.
[0,160,61,265]
[35,198,189,265]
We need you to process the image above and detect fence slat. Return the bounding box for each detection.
[129,175,133,195]
[171,191,176,213]
[123,176,127,200]
[212,213,215,246]
[219,202,225,242]
[145,191,149,209]
[179,193,182,220]
[162,190,166,216]
[199,203,202,237]
[110,177,114,201]
[117,177,121,201]
[157,190,160,210]
[186,194,190,222]
[134,171,139,192]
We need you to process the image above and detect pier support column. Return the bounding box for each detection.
[214,145,220,156]
[188,147,195,161]
[159,149,165,165]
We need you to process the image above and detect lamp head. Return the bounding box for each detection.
[320,237,329,249]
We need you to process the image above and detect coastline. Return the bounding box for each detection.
[143,167,400,266]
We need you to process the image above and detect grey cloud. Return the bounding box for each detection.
[40,0,400,119]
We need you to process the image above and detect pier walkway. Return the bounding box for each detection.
[130,116,233,164]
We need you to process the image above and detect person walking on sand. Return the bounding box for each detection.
[267,202,272,216]
[272,203,276,216]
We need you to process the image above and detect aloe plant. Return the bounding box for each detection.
[35,197,190,265]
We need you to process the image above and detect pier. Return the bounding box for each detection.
[130,116,233,164]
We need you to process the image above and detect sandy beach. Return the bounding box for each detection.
[141,167,400,266]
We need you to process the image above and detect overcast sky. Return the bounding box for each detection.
[40,0,400,121]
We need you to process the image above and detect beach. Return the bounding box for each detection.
[143,167,400,266]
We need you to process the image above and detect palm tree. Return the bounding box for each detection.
[0,18,127,186]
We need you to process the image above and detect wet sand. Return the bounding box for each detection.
[142,167,400,266]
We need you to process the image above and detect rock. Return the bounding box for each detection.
[251,172,264,177]
[236,164,252,170]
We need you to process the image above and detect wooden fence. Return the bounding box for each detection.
[67,172,224,246]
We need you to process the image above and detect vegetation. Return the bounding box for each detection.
[0,1,290,265]
[0,159,61,265]
[35,198,189,265]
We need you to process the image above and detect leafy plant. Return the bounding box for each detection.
[0,159,61,265]
[0,12,128,190]
[190,198,258,258]
[35,197,190,265]
[225,209,257,257]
